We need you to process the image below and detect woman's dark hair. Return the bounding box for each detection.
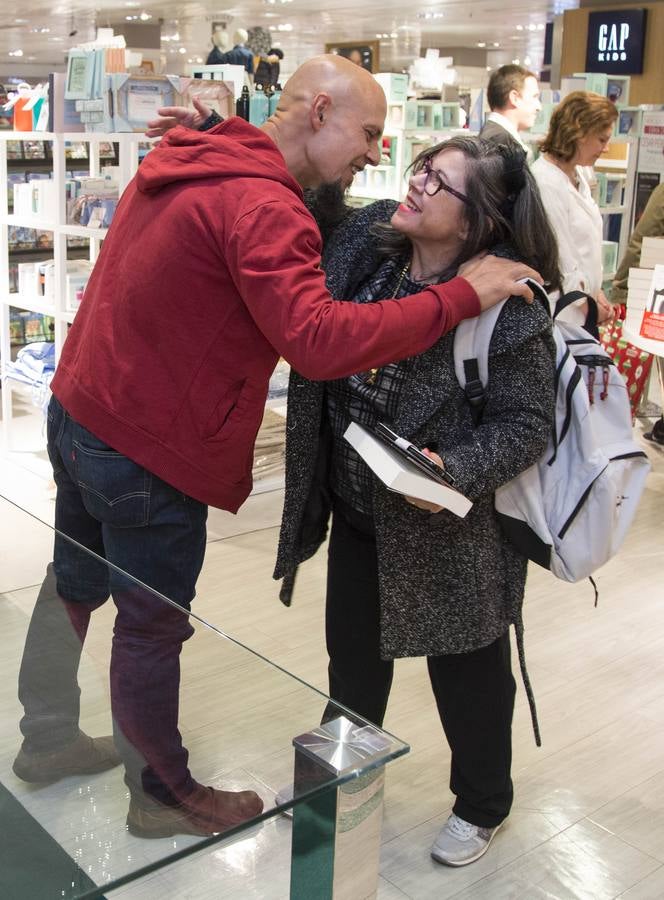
[375,134,562,290]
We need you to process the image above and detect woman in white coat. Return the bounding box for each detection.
[532,91,618,324]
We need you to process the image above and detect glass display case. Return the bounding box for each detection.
[0,493,409,899]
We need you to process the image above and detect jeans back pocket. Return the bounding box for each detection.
[73,439,151,528]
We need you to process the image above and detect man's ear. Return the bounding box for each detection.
[509,88,521,109]
[311,93,331,131]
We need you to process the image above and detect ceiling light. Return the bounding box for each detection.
[390,32,397,38]
[493,42,499,47]
[178,46,187,53]
[9,50,24,57]
[528,23,536,31]
[29,27,50,33]
[524,56,532,65]
[477,42,486,48]
[277,23,293,31]
[139,12,152,21]
[14,18,28,24]
[537,23,545,30]
[512,58,520,64]
[516,24,523,31]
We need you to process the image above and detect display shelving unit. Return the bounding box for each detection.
[0,131,151,454]
[348,98,466,204]
[595,135,639,284]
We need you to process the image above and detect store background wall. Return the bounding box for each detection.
[560,2,664,104]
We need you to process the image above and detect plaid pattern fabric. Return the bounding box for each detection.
[326,254,422,515]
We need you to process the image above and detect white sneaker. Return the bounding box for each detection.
[430,813,502,867]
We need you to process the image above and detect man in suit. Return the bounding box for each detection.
[480,65,541,161]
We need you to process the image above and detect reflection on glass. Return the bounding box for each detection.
[1,494,408,898]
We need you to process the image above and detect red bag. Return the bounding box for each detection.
[600,305,654,419]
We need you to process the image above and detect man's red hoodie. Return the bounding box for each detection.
[52,119,479,511]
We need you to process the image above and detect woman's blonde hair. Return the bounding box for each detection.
[540,91,618,162]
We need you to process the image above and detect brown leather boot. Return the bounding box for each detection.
[127,782,265,838]
[13,731,121,783]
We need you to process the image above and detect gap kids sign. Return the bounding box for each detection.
[585,9,647,75]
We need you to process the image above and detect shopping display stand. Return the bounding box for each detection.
[0,131,149,452]
[622,322,664,415]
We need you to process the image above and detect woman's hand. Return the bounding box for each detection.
[145,97,214,138]
[597,289,616,325]
[404,449,446,514]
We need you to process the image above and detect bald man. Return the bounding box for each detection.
[15,56,540,841]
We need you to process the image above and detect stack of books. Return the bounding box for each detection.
[640,237,664,269]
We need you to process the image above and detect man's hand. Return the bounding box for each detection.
[458,253,543,311]
[145,97,213,138]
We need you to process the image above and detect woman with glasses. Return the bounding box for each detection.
[276,135,561,867]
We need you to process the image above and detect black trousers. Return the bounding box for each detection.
[325,504,516,828]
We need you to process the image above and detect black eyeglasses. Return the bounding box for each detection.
[413,158,472,205]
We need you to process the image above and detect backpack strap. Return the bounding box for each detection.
[453,299,507,424]
[554,290,600,339]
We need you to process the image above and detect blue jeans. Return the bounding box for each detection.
[18,397,208,804]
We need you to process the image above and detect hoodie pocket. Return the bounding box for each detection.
[201,378,261,444]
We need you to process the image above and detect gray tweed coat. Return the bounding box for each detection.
[274,200,556,668]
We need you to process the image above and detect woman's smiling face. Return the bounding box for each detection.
[390,148,471,252]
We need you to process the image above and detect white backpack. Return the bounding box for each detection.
[454,289,651,591]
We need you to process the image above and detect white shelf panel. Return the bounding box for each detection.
[596,159,628,171]
[0,132,150,144]
[0,131,56,141]
[2,294,56,316]
[1,217,108,240]
[599,205,627,215]
[3,214,56,231]
[60,224,108,240]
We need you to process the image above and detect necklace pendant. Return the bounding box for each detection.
[366,367,379,385]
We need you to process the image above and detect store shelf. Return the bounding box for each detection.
[8,158,52,169]
[59,224,109,240]
[8,247,55,258]
[3,214,56,230]
[1,131,150,450]
[596,158,629,171]
[3,294,56,317]
[2,217,107,241]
